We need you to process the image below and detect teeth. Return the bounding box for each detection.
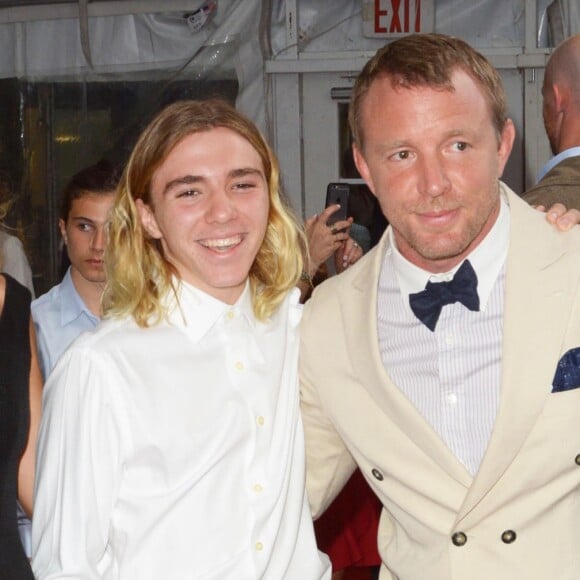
[200,236,241,249]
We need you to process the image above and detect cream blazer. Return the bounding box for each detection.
[300,186,580,580]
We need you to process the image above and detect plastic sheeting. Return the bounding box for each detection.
[269,0,579,56]
[0,1,577,148]
[0,1,578,127]
[541,0,580,46]
[0,0,265,126]
[271,0,529,55]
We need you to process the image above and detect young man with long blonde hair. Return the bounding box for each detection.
[33,99,330,580]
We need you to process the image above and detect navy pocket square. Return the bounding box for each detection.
[552,348,580,393]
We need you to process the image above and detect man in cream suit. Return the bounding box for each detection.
[300,33,580,579]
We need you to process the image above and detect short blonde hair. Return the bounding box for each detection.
[103,99,306,327]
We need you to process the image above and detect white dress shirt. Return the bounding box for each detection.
[28,268,99,558]
[32,281,330,580]
[377,194,510,475]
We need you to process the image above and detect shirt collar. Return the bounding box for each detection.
[389,186,510,313]
[168,278,257,343]
[537,146,580,182]
[59,267,100,326]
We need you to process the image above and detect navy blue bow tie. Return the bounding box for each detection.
[409,260,480,332]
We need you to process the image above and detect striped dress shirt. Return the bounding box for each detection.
[377,197,510,475]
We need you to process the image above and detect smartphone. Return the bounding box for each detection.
[325,183,350,227]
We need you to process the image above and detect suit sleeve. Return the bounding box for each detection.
[299,293,357,519]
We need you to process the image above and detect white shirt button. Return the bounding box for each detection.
[253,483,263,493]
[255,541,264,551]
[226,310,235,320]
[256,416,265,427]
[235,361,244,371]
[447,392,457,405]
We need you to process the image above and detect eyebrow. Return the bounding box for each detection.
[162,167,264,196]
[375,128,477,153]
[69,216,97,223]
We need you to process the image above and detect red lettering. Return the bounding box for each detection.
[390,0,402,33]
[404,0,410,32]
[415,0,421,32]
[375,1,388,33]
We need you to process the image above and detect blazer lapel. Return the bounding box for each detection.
[340,232,473,488]
[457,190,580,525]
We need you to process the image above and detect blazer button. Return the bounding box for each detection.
[451,531,467,546]
[371,468,384,481]
[501,530,517,544]
[575,454,580,466]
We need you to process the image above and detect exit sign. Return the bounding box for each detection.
[362,0,434,37]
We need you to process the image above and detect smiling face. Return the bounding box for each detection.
[353,69,514,273]
[137,127,270,304]
[60,192,115,287]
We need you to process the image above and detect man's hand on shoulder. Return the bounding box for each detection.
[537,202,580,231]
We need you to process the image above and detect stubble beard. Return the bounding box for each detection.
[394,189,500,268]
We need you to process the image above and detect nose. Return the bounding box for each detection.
[205,190,238,223]
[417,153,451,198]
[90,227,107,252]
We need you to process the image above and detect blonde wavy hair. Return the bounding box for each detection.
[103,99,306,327]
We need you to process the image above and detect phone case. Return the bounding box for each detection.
[325,183,350,225]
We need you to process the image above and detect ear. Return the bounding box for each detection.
[552,83,565,112]
[58,218,67,245]
[497,118,516,178]
[352,143,377,197]
[135,198,162,240]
